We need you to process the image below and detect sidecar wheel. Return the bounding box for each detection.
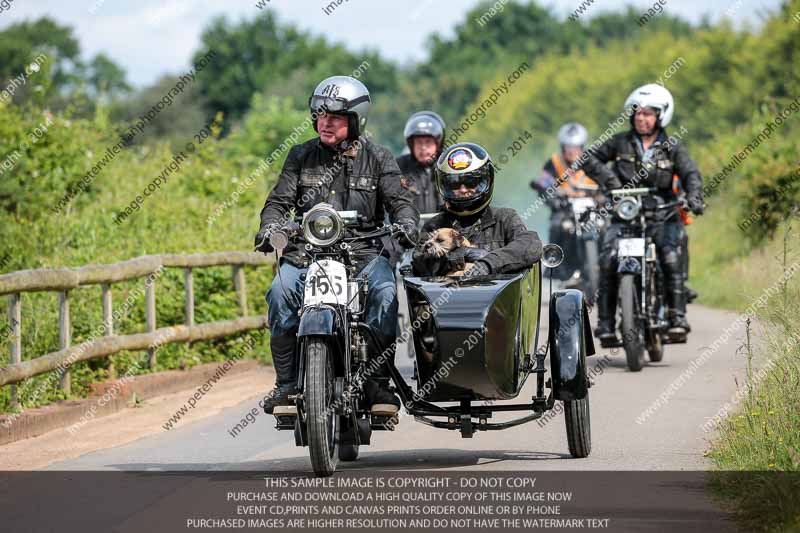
[338,444,359,462]
[306,338,339,476]
[620,275,645,372]
[564,393,591,458]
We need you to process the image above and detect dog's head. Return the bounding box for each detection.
[422,228,465,258]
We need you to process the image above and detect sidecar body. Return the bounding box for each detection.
[401,264,595,409]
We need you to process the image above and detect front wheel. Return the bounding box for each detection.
[305,338,339,476]
[619,274,645,372]
[564,393,591,458]
[583,239,600,304]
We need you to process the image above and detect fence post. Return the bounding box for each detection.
[8,293,21,409]
[232,265,247,316]
[145,276,156,369]
[184,268,194,327]
[102,284,114,379]
[58,291,71,395]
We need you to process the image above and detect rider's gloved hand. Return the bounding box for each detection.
[464,247,489,262]
[464,260,491,278]
[396,218,419,248]
[687,195,704,216]
[254,223,280,253]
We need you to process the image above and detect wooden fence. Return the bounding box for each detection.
[0,252,273,408]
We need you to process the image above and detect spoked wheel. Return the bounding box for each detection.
[619,274,645,372]
[646,270,664,362]
[305,338,339,476]
[583,240,600,305]
[564,392,591,458]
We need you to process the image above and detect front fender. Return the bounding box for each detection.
[297,306,338,337]
[548,289,594,401]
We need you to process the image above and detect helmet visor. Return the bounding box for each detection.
[310,94,370,114]
[439,169,491,201]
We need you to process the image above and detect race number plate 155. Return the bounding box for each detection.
[617,238,646,257]
[304,260,348,307]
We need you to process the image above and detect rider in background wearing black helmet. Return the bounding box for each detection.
[412,142,542,277]
[396,111,447,215]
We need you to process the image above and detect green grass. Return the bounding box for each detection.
[705,310,800,532]
[695,214,800,531]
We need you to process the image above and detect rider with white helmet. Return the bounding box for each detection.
[587,83,704,341]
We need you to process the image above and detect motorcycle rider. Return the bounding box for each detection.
[587,84,703,342]
[412,142,543,278]
[529,122,602,281]
[396,111,447,215]
[255,76,419,414]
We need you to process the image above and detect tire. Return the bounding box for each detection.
[646,267,664,362]
[564,393,591,458]
[338,444,360,462]
[584,240,600,304]
[619,274,645,372]
[305,338,339,476]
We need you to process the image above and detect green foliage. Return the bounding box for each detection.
[193,12,397,127]
[223,93,313,167]
[85,53,132,99]
[110,74,209,151]
[0,104,106,221]
[0,16,79,95]
[0,95,305,412]
[707,304,800,532]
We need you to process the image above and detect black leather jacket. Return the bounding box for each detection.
[412,206,542,276]
[259,136,419,267]
[396,153,442,215]
[587,129,703,205]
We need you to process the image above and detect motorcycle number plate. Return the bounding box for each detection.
[304,260,348,307]
[618,238,645,257]
[569,197,595,215]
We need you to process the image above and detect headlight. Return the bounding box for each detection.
[561,218,576,232]
[615,197,641,221]
[303,204,344,246]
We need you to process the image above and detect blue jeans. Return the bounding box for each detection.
[267,256,399,353]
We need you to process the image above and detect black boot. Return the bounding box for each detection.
[594,277,618,342]
[262,383,297,414]
[667,276,691,336]
[365,378,401,416]
[263,335,297,414]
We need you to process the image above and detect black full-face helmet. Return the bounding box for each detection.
[435,142,494,216]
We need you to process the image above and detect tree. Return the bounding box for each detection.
[85,53,132,100]
[192,12,398,127]
[0,17,80,100]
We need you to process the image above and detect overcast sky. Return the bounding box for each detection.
[0,0,783,88]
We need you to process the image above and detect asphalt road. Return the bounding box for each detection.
[47,302,752,473]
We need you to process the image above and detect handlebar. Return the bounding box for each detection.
[609,187,655,196]
[265,222,403,252]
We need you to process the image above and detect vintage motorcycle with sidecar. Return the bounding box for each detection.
[262,203,596,477]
